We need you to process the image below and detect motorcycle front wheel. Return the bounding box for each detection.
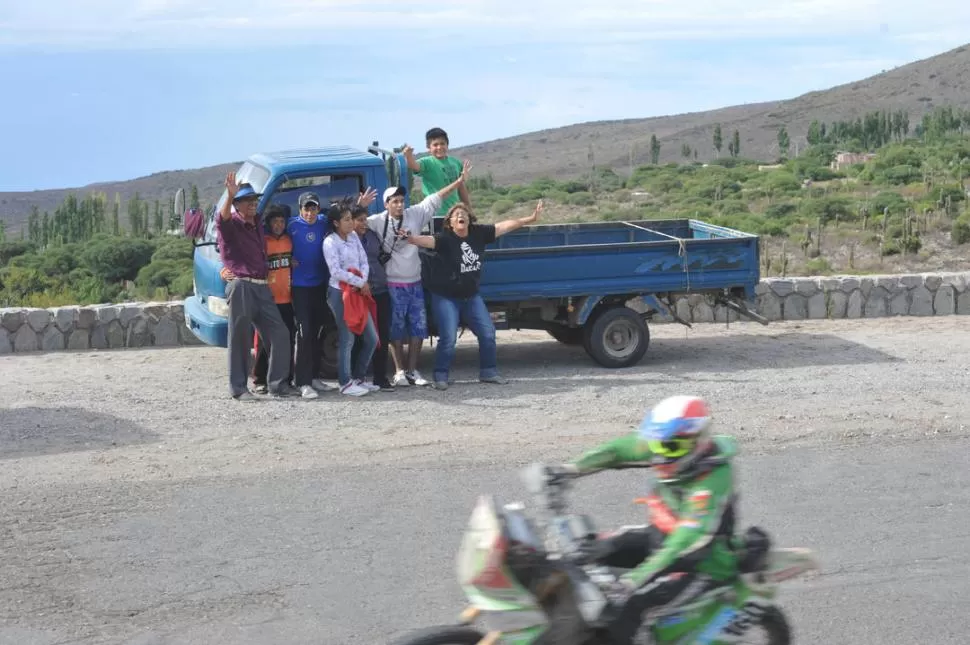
[387,625,486,645]
[747,606,792,645]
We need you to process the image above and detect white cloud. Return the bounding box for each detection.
[3,0,970,49]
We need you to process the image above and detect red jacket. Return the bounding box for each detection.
[340,268,380,348]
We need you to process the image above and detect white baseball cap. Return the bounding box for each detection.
[383,186,406,203]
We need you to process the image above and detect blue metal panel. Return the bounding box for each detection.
[183,295,227,347]
[476,220,760,302]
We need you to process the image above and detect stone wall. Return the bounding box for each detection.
[0,302,201,354]
[1,271,968,354]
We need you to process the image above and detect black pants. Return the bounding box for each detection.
[292,285,331,387]
[254,302,296,386]
[350,290,392,386]
[595,527,720,644]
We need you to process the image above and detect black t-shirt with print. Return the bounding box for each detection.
[426,224,497,299]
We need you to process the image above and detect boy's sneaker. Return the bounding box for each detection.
[355,379,381,393]
[480,375,509,385]
[340,381,369,397]
[312,379,336,392]
[234,391,258,401]
[406,370,430,386]
[376,381,396,392]
[300,385,319,399]
[432,380,449,391]
[252,384,268,394]
[392,371,410,387]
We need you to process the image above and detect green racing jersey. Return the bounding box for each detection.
[569,433,741,587]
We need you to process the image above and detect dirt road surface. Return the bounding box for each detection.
[2,318,968,644]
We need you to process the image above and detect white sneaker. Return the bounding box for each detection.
[340,381,369,397]
[300,385,319,399]
[392,371,411,387]
[355,379,381,393]
[312,378,336,392]
[407,370,429,386]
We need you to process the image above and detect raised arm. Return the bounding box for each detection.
[434,159,472,202]
[494,199,543,238]
[405,234,436,249]
[219,171,239,221]
[403,144,421,173]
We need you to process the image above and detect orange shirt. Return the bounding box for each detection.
[266,234,293,304]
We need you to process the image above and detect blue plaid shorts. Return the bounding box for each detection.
[388,281,428,340]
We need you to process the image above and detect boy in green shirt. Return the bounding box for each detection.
[404,127,471,217]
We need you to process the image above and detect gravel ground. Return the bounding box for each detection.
[1,317,969,644]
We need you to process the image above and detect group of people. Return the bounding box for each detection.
[216,127,543,401]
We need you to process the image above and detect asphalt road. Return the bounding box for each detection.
[2,317,969,644]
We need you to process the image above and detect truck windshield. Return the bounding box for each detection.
[214,161,271,210]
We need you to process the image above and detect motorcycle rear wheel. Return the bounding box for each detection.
[387,625,486,645]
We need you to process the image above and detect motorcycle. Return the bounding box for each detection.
[388,462,819,645]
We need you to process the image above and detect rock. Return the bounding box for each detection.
[941,273,967,293]
[768,279,794,297]
[874,276,901,293]
[0,327,10,354]
[827,291,848,319]
[934,285,955,316]
[26,309,52,332]
[924,275,942,291]
[96,305,120,324]
[859,278,874,297]
[864,292,887,318]
[106,320,125,348]
[840,278,861,292]
[693,301,715,323]
[784,294,807,320]
[793,279,818,296]
[846,290,864,319]
[910,285,934,316]
[756,293,782,321]
[76,307,97,329]
[67,329,90,350]
[674,298,691,323]
[958,291,970,315]
[889,291,909,316]
[90,326,108,350]
[41,326,65,351]
[126,316,152,347]
[142,303,168,321]
[754,282,769,296]
[818,278,841,292]
[119,305,143,327]
[13,326,38,351]
[52,307,76,332]
[1,309,26,333]
[714,306,739,324]
[152,316,180,346]
[899,274,923,288]
[807,293,827,319]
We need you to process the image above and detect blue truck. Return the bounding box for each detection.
[180,144,765,377]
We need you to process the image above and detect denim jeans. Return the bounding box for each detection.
[327,286,378,386]
[430,292,498,383]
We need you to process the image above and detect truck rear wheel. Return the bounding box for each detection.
[583,306,649,368]
[320,327,339,380]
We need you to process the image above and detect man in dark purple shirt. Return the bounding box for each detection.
[217,171,294,400]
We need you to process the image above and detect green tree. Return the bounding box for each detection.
[731,129,741,158]
[0,220,5,243]
[112,194,121,236]
[153,199,163,234]
[713,124,723,158]
[190,184,200,209]
[650,134,662,164]
[681,143,692,159]
[777,127,791,159]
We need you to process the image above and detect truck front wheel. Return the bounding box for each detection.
[583,306,649,368]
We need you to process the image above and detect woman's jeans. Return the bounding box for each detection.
[430,292,498,383]
[327,286,378,386]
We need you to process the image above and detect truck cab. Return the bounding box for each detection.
[181,144,410,377]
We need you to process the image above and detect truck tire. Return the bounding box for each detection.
[583,306,649,368]
[320,327,339,380]
[547,326,585,346]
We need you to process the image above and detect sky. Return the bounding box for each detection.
[1,0,968,192]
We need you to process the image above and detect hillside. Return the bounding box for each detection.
[1,42,969,235]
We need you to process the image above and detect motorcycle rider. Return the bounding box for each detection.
[558,395,741,642]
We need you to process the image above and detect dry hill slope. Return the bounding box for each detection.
[2,43,969,235]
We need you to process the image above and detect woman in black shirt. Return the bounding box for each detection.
[404,200,542,390]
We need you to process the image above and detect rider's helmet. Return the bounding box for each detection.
[638,395,714,483]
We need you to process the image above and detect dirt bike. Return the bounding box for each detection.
[388,462,818,645]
